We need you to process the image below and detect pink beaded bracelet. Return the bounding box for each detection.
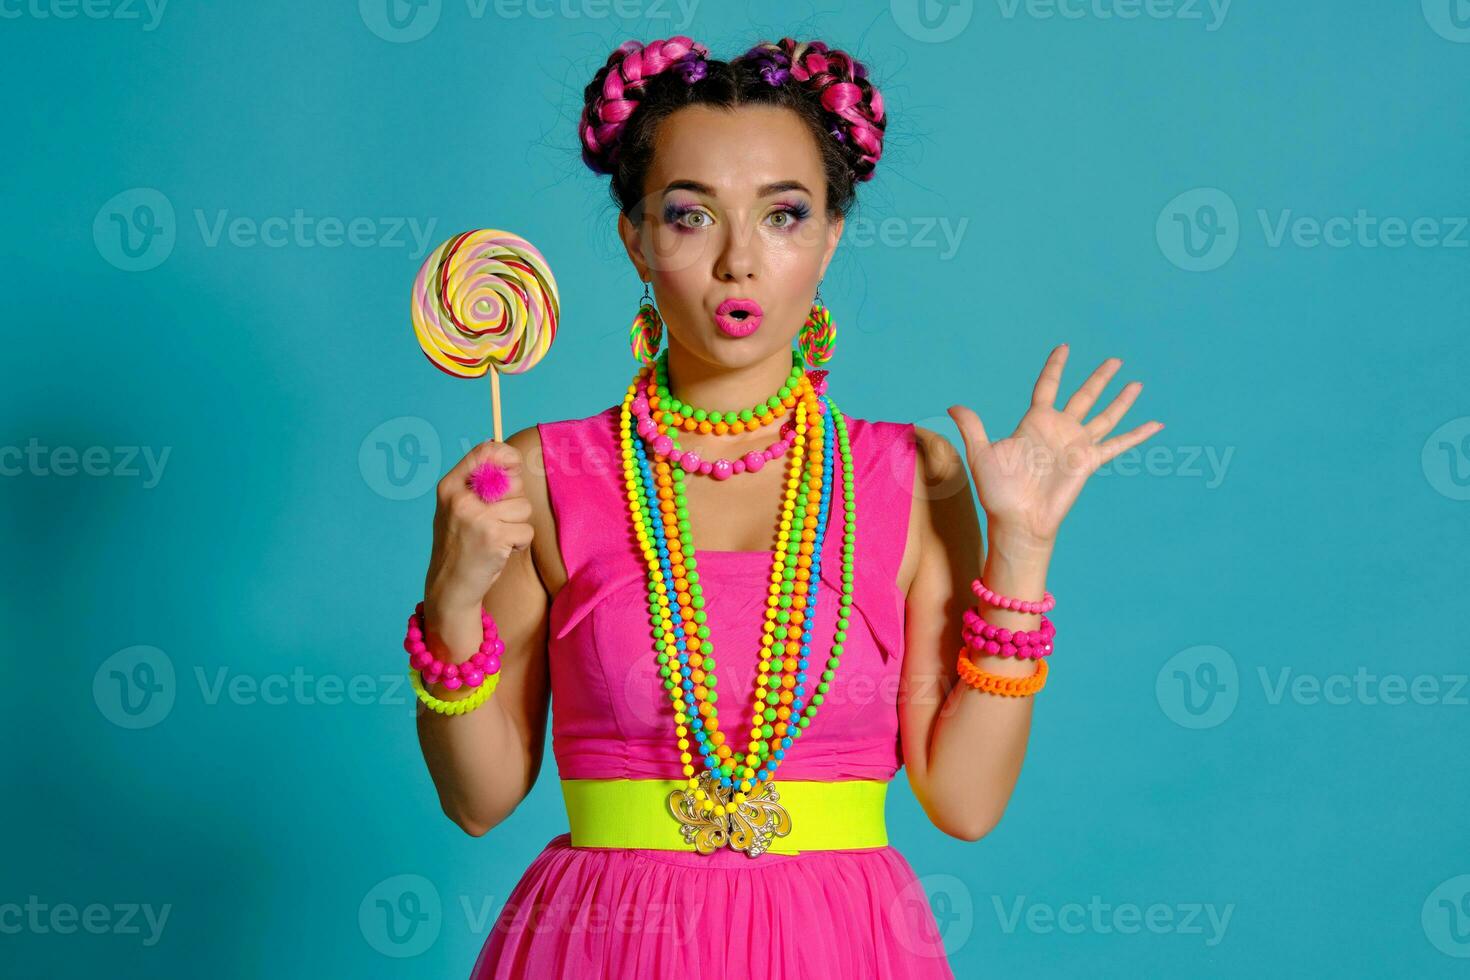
[971,578,1056,615]
[404,600,504,690]
[962,607,1055,644]
[962,613,1055,660]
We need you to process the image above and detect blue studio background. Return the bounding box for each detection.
[3,2,1468,977]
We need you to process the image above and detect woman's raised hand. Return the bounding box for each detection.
[947,344,1164,547]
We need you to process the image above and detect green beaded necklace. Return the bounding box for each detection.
[618,353,860,857]
[651,347,807,432]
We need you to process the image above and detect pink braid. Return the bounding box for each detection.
[579,36,710,174]
[743,38,886,181]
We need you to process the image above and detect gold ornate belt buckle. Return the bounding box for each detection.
[667,770,793,857]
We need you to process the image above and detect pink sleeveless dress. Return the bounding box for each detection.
[470,405,955,978]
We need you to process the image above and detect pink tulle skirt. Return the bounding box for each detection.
[470,832,956,978]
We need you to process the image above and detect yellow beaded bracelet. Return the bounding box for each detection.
[956,649,1049,697]
[409,667,500,715]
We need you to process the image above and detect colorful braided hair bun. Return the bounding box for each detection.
[736,38,887,182]
[579,35,711,175]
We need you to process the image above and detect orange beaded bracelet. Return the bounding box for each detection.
[956,648,1049,697]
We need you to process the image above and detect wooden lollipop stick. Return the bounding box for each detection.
[490,366,503,443]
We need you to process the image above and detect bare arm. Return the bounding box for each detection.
[898,426,1044,842]
[901,346,1162,841]
[415,425,553,837]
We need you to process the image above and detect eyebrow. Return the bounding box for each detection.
[662,179,812,198]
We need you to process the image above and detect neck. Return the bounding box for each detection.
[663,336,797,412]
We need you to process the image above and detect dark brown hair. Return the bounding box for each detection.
[578,36,887,221]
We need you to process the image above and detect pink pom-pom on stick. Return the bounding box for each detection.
[469,460,512,504]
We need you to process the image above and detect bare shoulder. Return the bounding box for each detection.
[898,423,975,595]
[853,417,961,477]
[912,424,966,482]
[503,424,548,512]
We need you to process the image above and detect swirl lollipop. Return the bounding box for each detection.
[411,229,560,441]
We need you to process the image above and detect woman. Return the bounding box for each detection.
[411,36,1163,978]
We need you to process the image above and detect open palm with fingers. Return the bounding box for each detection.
[947,344,1164,546]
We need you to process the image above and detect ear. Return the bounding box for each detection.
[617,211,651,282]
[817,212,844,281]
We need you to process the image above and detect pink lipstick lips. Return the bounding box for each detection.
[714,298,763,338]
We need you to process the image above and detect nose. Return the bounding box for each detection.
[712,222,758,282]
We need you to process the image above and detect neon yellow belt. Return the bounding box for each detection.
[561,778,890,856]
